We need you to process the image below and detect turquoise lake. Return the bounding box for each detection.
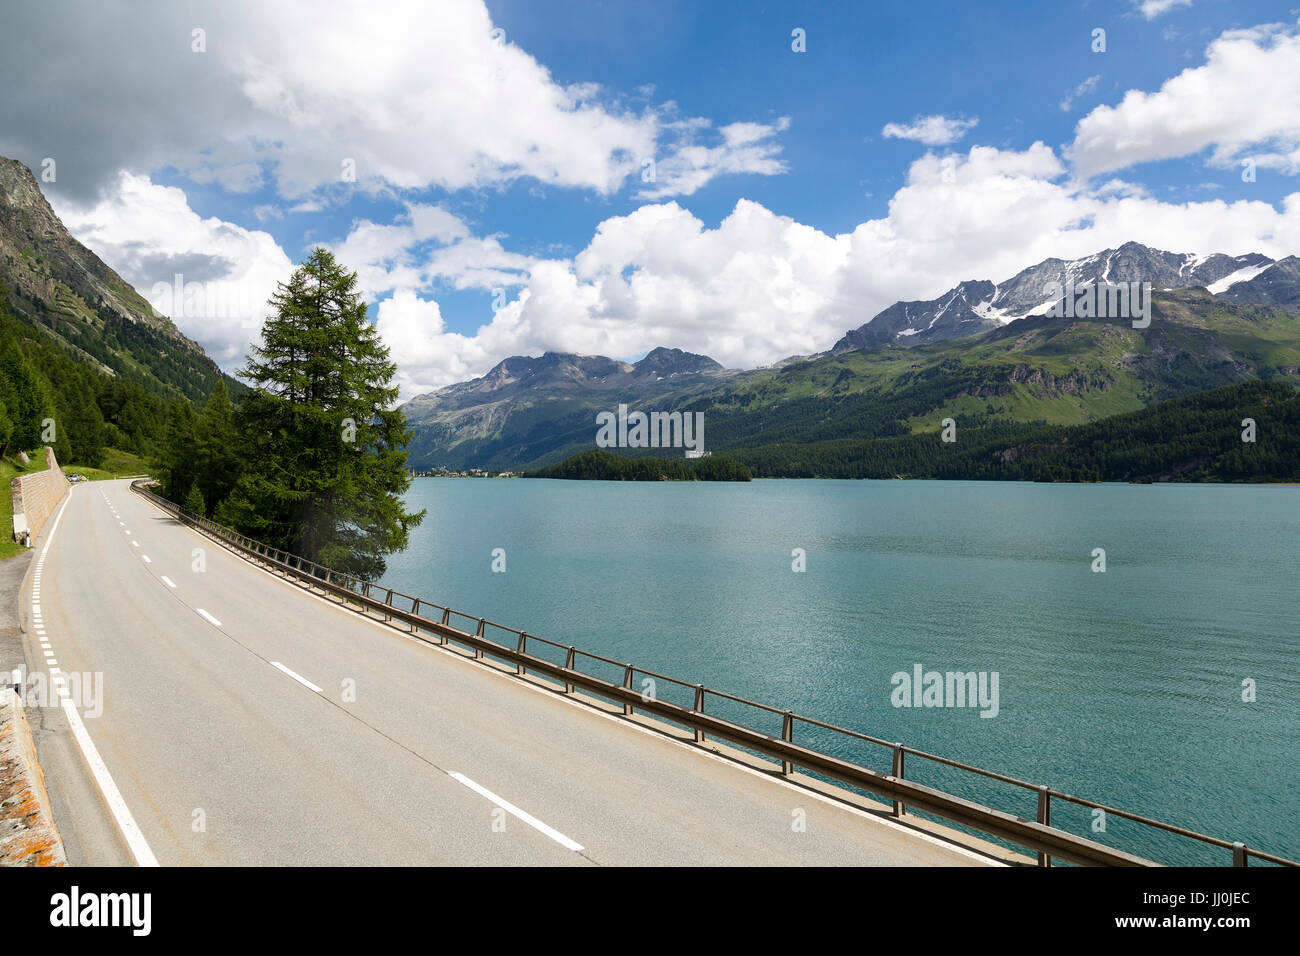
[380,478,1300,865]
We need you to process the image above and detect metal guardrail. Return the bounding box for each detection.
[131,479,1297,868]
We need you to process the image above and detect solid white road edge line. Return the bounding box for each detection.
[61,699,160,867]
[270,661,323,694]
[448,772,584,852]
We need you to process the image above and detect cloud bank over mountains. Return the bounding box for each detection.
[5,3,1300,400]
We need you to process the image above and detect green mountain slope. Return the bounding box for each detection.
[0,155,234,403]
[692,289,1300,449]
[731,380,1300,482]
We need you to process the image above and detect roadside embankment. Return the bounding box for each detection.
[0,687,67,865]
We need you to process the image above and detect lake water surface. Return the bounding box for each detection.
[381,478,1300,865]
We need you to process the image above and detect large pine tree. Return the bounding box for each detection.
[224,248,423,578]
[156,402,198,504]
[193,378,239,514]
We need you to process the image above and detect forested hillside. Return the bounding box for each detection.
[0,297,186,468]
[730,381,1300,482]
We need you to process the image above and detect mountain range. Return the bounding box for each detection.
[401,347,737,469]
[830,242,1293,352]
[402,242,1300,470]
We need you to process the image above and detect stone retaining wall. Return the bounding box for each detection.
[10,447,69,546]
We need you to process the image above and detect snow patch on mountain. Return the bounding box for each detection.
[1207,262,1273,294]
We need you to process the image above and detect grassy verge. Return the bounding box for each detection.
[1,446,151,560]
[64,447,151,481]
[1,452,50,561]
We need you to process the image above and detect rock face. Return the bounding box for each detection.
[0,157,193,345]
[0,154,228,401]
[1222,256,1300,308]
[832,280,998,351]
[831,242,1287,354]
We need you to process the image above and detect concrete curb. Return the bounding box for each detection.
[0,687,68,866]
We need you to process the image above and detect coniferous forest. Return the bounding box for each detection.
[526,448,754,481]
[728,381,1300,482]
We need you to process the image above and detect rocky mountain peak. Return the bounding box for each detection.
[832,241,1294,355]
[633,346,724,377]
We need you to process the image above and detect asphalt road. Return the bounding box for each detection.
[19,480,991,866]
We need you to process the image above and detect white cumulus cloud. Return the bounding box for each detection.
[0,0,787,205]
[52,173,293,368]
[882,114,979,146]
[1070,23,1300,178]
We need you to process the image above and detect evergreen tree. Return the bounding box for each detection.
[183,483,206,516]
[155,402,198,503]
[225,248,423,578]
[193,378,240,515]
[60,378,105,466]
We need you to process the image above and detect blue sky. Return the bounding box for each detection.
[2,0,1298,398]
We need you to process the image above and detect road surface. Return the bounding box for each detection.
[19,480,992,866]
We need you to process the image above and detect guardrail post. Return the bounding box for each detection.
[440,608,450,645]
[693,685,705,743]
[781,711,794,775]
[1037,787,1052,867]
[564,647,575,693]
[474,619,485,659]
[891,743,905,817]
[623,666,634,715]
[516,633,527,676]
[1233,842,1248,867]
[411,600,420,634]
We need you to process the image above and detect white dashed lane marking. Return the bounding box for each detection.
[270,661,323,693]
[448,773,584,852]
